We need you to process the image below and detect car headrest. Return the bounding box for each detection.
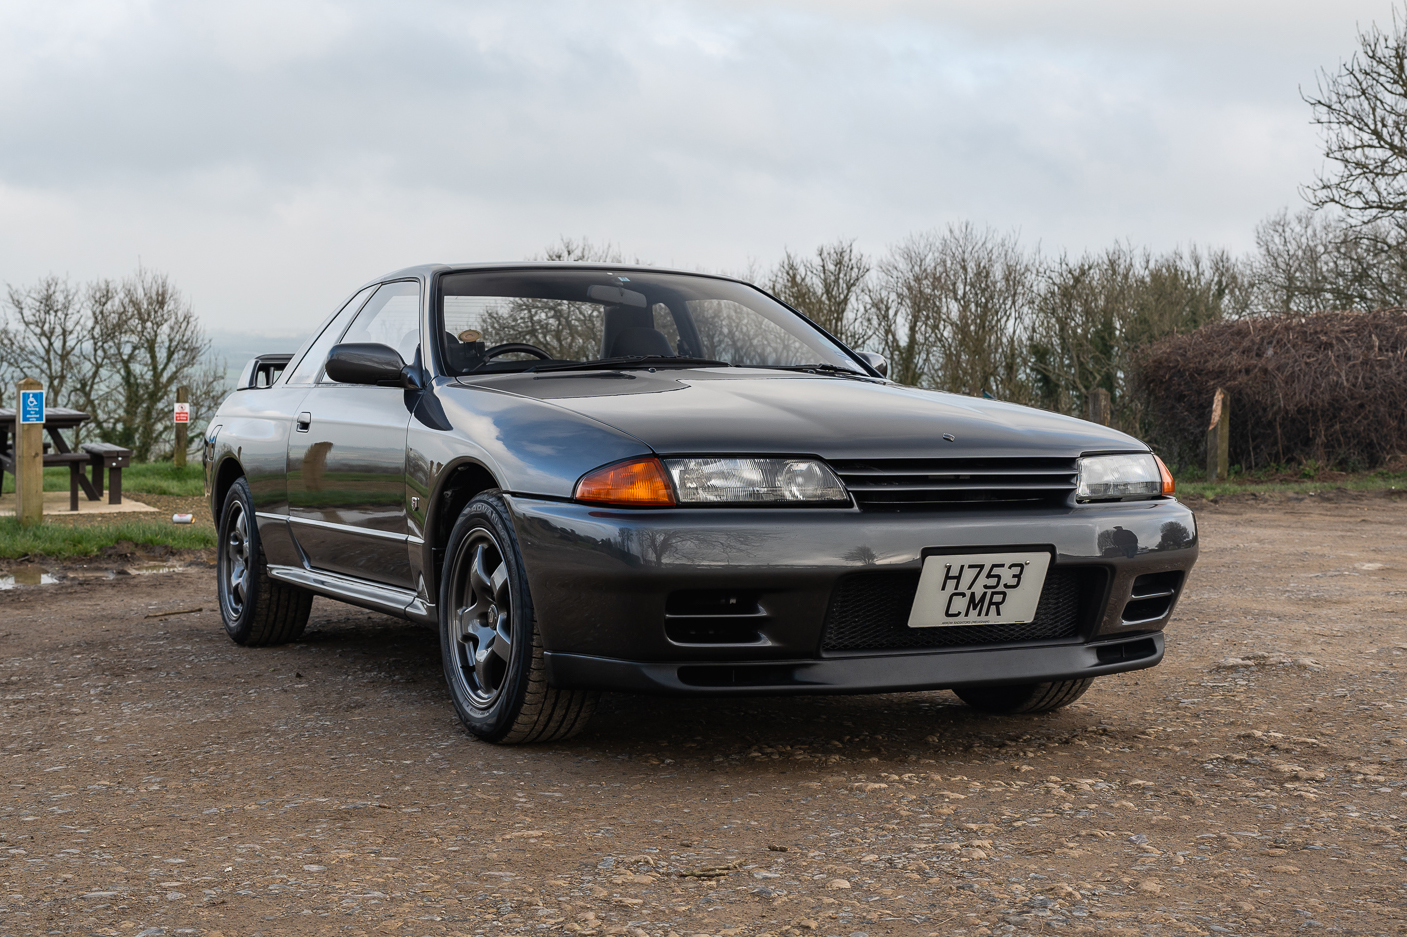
[607,326,673,358]
[601,305,652,358]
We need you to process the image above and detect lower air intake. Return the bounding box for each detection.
[820,567,1095,653]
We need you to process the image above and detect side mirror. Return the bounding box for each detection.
[858,351,888,377]
[325,343,409,386]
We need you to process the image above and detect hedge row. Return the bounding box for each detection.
[1136,310,1407,471]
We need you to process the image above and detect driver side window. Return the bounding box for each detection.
[283,285,376,385]
[324,280,422,383]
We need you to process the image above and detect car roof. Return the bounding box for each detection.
[371,261,752,287]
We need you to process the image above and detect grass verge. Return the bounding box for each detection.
[1,462,204,497]
[0,516,216,560]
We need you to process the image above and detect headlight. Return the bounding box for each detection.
[1077,453,1167,502]
[665,457,848,504]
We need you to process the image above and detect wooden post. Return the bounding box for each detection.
[174,385,189,469]
[1205,387,1230,482]
[15,378,43,526]
[1087,388,1112,426]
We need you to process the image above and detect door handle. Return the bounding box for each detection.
[296,412,312,432]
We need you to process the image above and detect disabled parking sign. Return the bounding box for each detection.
[19,389,44,424]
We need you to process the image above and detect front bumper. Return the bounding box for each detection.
[545,631,1163,696]
[506,495,1197,694]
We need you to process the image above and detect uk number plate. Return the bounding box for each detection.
[906,551,1051,628]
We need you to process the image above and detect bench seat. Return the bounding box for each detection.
[42,452,100,511]
[80,442,133,506]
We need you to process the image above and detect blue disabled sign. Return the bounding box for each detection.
[19,389,44,424]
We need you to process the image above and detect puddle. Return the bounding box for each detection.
[0,565,59,589]
[0,562,192,589]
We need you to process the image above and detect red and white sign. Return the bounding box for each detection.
[173,402,190,424]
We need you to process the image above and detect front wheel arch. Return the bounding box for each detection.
[425,458,502,600]
[437,491,596,743]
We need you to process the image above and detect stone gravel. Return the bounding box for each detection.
[2,492,1406,936]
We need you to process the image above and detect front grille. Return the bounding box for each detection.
[820,566,1092,653]
[831,457,1078,511]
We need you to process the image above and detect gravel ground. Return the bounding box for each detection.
[2,493,1406,937]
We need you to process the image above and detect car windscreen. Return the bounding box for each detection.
[436,269,864,376]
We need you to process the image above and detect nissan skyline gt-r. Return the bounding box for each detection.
[204,264,1198,743]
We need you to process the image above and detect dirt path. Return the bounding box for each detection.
[2,496,1406,937]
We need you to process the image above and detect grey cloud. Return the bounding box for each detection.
[0,0,1394,331]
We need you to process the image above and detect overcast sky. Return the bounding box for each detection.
[0,0,1397,335]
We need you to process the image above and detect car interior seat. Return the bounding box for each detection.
[601,305,673,358]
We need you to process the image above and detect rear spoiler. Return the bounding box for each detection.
[236,354,294,389]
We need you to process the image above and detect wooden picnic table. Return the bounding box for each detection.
[0,407,131,510]
[0,406,92,457]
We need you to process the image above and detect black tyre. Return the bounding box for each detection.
[953,678,1094,715]
[439,492,596,744]
[217,476,313,646]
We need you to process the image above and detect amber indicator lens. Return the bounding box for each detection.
[575,458,676,506]
[1154,454,1175,496]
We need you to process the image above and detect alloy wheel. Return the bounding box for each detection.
[450,530,514,708]
[222,500,251,619]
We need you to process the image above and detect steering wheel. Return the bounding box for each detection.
[484,342,552,360]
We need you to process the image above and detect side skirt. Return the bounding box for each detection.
[267,564,418,620]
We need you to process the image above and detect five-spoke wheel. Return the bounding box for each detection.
[222,498,251,620]
[217,476,313,646]
[438,492,597,743]
[449,533,516,707]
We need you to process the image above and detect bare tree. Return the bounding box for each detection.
[78,269,224,461]
[1134,246,1248,337]
[1249,209,1343,312]
[867,225,1035,401]
[927,224,1036,401]
[1029,249,1138,419]
[0,276,90,408]
[768,240,871,347]
[1304,6,1407,227]
[536,236,627,263]
[866,235,944,387]
[1,269,225,458]
[1234,10,1407,316]
[1031,245,1248,434]
[1249,207,1407,311]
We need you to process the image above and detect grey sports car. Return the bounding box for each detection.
[205,264,1198,743]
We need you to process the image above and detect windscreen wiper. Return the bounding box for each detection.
[750,363,871,377]
[527,356,730,373]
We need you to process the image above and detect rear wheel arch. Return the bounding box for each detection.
[217,475,312,646]
[212,456,246,522]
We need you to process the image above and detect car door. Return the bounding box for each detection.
[286,279,422,588]
[239,284,377,565]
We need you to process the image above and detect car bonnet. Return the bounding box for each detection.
[461,369,1144,460]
